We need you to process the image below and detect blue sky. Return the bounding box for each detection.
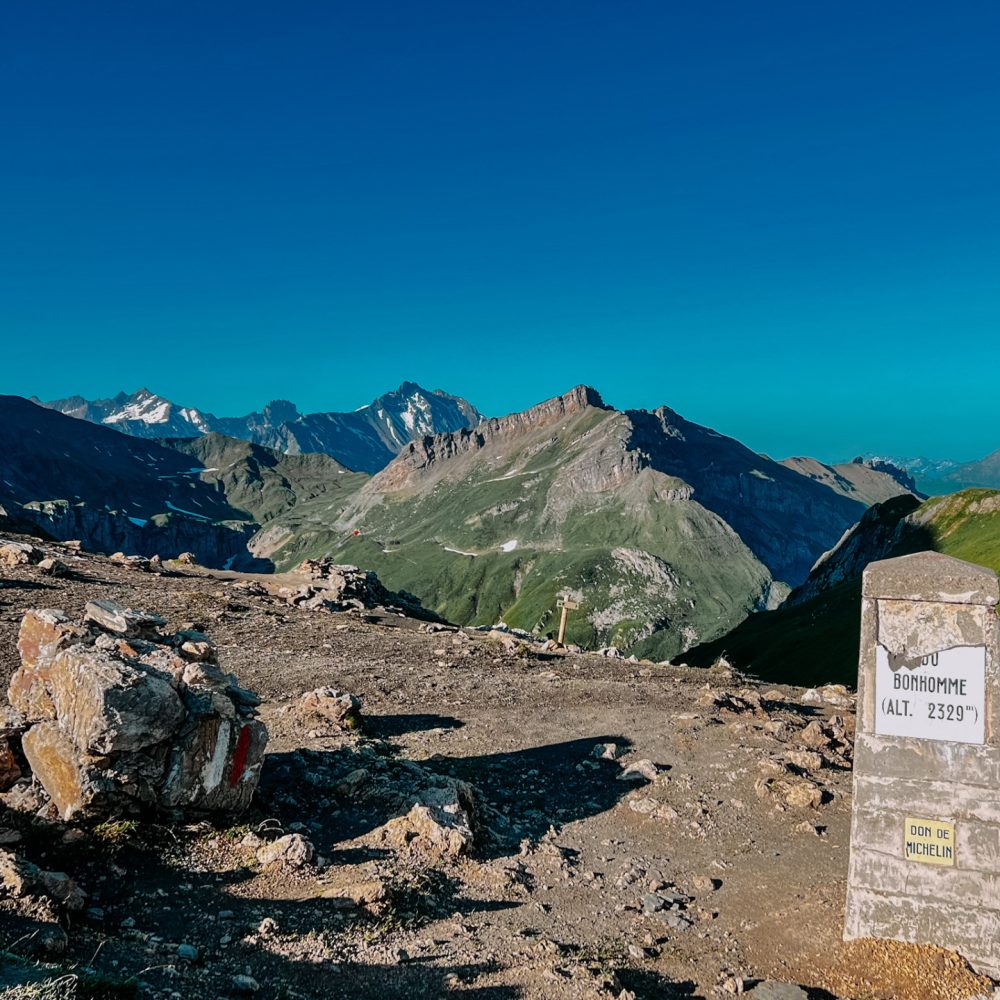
[2,2,998,461]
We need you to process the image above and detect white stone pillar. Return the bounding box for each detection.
[845,551,1000,975]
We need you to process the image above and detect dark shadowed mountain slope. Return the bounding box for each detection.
[164,433,366,526]
[0,397,367,568]
[682,489,1000,685]
[621,407,885,586]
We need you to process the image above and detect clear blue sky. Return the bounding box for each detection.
[2,2,998,461]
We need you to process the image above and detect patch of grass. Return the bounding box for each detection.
[91,821,139,846]
[560,940,630,993]
[363,867,457,938]
[219,823,253,843]
[0,977,77,1000]
[0,953,138,1000]
[917,490,1000,572]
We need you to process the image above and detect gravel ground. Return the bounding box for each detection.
[0,537,994,1000]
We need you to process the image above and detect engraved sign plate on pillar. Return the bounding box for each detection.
[874,644,986,744]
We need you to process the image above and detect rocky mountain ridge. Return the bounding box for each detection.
[913,449,1000,496]
[3,386,920,662]
[37,382,483,473]
[860,450,1000,496]
[275,386,917,661]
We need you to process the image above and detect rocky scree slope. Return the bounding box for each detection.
[0,397,367,569]
[684,488,1000,685]
[277,386,906,662]
[38,382,483,474]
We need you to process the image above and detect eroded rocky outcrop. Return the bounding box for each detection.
[281,559,442,620]
[17,499,260,570]
[6,602,267,820]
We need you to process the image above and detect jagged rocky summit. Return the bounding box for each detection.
[36,381,483,473]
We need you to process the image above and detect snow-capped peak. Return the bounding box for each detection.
[104,393,173,426]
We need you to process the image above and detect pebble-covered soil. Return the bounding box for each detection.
[0,537,994,1000]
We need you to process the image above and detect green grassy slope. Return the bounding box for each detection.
[166,433,368,524]
[683,489,1000,685]
[912,489,1000,568]
[263,402,774,659]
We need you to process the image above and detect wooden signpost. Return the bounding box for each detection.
[556,596,579,646]
[844,551,1000,976]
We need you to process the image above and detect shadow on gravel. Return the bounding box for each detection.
[615,970,700,997]
[260,734,643,860]
[0,579,59,594]
[365,712,466,738]
[424,735,641,858]
[1,821,525,1000]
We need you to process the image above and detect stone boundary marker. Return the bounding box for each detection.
[845,551,1000,976]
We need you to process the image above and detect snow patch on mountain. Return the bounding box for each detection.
[105,401,167,425]
[39,383,483,474]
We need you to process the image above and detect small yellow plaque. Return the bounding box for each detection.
[904,817,956,866]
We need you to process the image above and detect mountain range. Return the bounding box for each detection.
[1,385,925,663]
[36,382,482,473]
[247,386,917,660]
[867,452,1000,496]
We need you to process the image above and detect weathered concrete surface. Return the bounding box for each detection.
[862,551,1000,605]
[854,733,1000,786]
[876,600,987,661]
[846,887,1000,964]
[851,805,1000,864]
[846,551,1000,977]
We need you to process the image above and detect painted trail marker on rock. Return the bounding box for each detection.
[845,551,1000,976]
